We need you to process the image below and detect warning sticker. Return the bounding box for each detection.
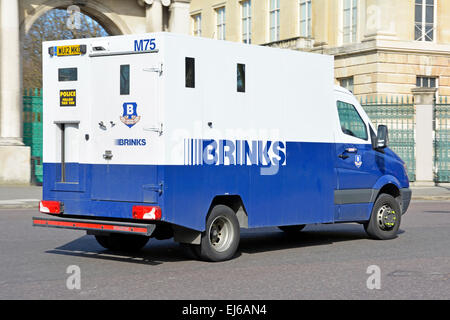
[60,90,76,107]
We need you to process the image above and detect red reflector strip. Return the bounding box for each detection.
[32,218,149,235]
[132,206,162,220]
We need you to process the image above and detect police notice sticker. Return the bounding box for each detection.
[60,90,76,107]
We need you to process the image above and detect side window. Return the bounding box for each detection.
[237,63,246,92]
[337,101,368,140]
[185,57,195,88]
[120,65,130,95]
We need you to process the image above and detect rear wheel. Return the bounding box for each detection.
[364,194,401,240]
[95,234,149,252]
[196,205,240,262]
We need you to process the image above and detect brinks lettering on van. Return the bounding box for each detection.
[134,38,156,52]
[115,139,147,146]
[184,139,286,167]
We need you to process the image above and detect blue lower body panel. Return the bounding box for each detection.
[43,142,337,231]
[43,141,406,231]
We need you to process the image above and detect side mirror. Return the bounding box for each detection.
[377,125,389,149]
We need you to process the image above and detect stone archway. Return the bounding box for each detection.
[0,0,191,184]
[22,3,124,89]
[21,0,132,37]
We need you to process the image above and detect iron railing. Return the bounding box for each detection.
[435,97,450,182]
[360,96,416,182]
[23,88,43,184]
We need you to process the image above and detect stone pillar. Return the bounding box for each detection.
[363,0,397,41]
[0,0,22,144]
[412,87,437,186]
[169,1,190,34]
[144,0,163,32]
[0,0,31,184]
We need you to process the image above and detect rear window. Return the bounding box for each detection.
[58,68,77,82]
[120,65,130,95]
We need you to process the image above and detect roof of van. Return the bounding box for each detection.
[334,85,353,95]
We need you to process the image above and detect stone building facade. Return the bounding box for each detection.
[189,0,450,98]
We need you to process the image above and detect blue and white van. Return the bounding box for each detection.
[34,33,411,261]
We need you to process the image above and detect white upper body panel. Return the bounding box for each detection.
[43,33,371,166]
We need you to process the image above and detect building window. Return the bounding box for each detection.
[299,0,312,38]
[269,0,280,42]
[416,76,437,88]
[343,0,357,43]
[415,0,435,41]
[242,1,252,44]
[216,7,226,40]
[339,77,354,93]
[192,14,202,37]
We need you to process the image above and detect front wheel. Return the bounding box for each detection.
[364,194,401,240]
[196,205,240,262]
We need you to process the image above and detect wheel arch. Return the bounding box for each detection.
[374,182,402,213]
[377,183,401,199]
[172,195,248,245]
[208,195,248,229]
[370,175,405,216]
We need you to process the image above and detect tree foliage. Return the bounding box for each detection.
[23,8,109,88]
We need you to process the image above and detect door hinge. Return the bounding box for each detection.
[144,122,163,136]
[143,63,163,75]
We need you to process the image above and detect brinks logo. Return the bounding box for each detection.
[115,139,147,146]
[184,139,286,175]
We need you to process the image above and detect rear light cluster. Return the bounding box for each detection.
[39,201,63,214]
[132,206,162,220]
[39,201,161,221]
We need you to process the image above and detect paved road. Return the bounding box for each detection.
[0,201,449,300]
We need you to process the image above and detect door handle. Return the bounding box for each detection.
[339,147,357,160]
[345,147,358,153]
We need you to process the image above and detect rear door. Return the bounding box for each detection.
[89,52,163,203]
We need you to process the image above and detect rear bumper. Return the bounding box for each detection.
[32,215,156,236]
[400,188,412,215]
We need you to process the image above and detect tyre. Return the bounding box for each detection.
[278,225,306,233]
[197,205,240,262]
[364,193,401,240]
[95,234,149,252]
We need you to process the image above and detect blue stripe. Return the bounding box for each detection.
[42,142,409,231]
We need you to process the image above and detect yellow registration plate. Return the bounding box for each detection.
[56,45,82,56]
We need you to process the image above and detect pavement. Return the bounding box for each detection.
[0,185,42,209]
[0,184,449,209]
